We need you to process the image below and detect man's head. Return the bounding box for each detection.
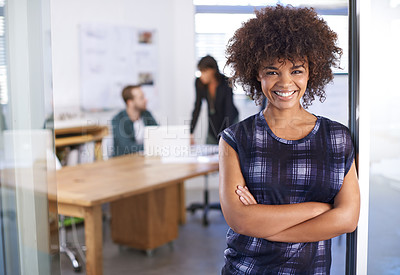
[122,85,147,112]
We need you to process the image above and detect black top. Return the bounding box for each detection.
[190,76,238,140]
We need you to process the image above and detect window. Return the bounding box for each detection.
[195,12,255,95]
[0,1,6,104]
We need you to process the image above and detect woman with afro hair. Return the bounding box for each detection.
[218,5,360,274]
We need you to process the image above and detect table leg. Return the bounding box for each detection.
[84,205,103,275]
[178,181,186,225]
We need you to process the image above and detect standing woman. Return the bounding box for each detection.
[190,55,239,145]
[219,5,360,274]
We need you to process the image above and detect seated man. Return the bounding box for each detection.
[112,85,157,156]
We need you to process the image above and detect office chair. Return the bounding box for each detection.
[187,174,221,226]
[59,215,82,272]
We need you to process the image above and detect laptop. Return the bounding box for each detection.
[144,125,191,158]
[143,125,218,162]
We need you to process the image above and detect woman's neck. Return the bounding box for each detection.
[264,104,306,125]
[263,105,316,133]
[263,104,317,140]
[208,76,218,88]
[208,76,219,98]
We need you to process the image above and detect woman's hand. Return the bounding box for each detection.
[235,185,258,205]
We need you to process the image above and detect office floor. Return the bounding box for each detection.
[59,187,346,275]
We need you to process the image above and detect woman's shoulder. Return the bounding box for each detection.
[220,113,258,153]
[195,77,207,92]
[318,116,350,131]
[218,74,231,87]
[222,113,258,138]
[220,74,230,82]
[317,116,352,141]
[316,116,354,162]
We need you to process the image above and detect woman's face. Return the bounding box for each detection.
[199,68,216,85]
[257,58,309,111]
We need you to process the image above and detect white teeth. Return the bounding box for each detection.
[274,91,296,97]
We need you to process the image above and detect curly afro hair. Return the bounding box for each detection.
[225,5,342,108]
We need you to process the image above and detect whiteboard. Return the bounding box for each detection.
[79,24,158,111]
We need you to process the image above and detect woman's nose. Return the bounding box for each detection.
[277,73,293,87]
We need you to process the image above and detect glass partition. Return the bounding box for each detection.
[0,0,59,274]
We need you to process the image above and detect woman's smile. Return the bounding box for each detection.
[273,90,297,99]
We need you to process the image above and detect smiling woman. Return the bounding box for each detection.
[219,5,360,274]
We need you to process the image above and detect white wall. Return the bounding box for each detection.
[50,0,196,125]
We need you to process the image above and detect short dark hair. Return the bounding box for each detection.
[226,5,342,107]
[121,85,141,104]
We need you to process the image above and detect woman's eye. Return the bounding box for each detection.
[292,70,303,74]
[265,71,277,76]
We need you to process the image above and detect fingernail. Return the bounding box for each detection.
[238,185,243,189]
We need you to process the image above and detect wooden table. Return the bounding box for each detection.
[54,154,218,275]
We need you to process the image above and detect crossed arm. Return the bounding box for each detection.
[219,138,360,243]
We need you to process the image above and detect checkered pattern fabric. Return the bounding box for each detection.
[220,111,354,275]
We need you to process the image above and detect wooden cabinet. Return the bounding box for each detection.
[110,183,180,251]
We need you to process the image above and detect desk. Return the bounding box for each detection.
[55,154,218,275]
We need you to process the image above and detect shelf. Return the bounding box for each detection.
[55,134,94,147]
[55,125,109,148]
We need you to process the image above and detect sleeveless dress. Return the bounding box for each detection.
[219,111,354,275]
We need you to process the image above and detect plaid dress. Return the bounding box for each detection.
[220,111,354,275]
